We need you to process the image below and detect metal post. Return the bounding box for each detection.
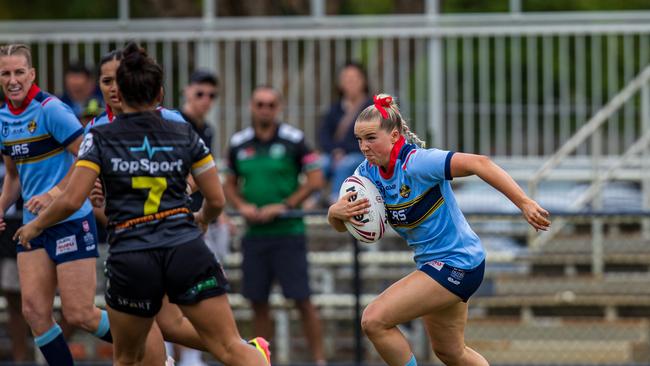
[591,127,604,276]
[510,0,522,14]
[425,0,439,14]
[352,237,363,365]
[118,0,129,23]
[274,309,290,364]
[427,0,444,148]
[311,0,325,18]
[203,0,216,24]
[199,0,219,155]
[642,85,650,239]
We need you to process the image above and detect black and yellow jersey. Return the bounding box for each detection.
[77,111,214,253]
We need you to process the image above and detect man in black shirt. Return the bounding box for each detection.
[179,70,229,259]
[177,69,227,366]
[180,70,218,162]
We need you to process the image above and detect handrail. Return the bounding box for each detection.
[531,129,650,247]
[528,64,650,197]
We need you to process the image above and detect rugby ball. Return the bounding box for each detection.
[338,175,386,243]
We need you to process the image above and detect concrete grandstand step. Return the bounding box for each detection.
[465,320,650,364]
[465,319,649,341]
[538,235,649,254]
[492,274,650,296]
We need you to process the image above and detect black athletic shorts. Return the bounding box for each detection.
[241,234,311,302]
[104,237,229,317]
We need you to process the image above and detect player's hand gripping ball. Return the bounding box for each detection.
[338,175,386,243]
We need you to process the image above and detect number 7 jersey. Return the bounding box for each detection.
[77,110,214,253]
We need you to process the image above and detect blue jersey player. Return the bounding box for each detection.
[0,44,112,366]
[328,94,551,366]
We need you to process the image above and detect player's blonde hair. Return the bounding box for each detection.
[0,44,33,67]
[356,93,426,148]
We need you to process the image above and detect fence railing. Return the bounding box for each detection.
[0,12,649,162]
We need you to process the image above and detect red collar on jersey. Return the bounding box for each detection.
[106,104,115,122]
[6,84,41,115]
[379,135,405,180]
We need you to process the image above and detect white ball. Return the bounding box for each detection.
[338,175,387,244]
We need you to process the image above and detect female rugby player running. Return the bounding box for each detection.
[328,94,550,366]
[16,43,270,366]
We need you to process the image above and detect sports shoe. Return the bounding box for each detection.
[248,337,271,365]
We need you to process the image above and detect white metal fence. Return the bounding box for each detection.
[0,12,649,161]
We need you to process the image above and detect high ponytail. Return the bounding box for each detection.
[116,42,163,108]
[356,93,426,148]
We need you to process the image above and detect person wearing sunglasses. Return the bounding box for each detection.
[177,70,229,366]
[224,86,327,365]
[180,70,218,156]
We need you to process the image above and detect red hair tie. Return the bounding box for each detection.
[373,95,392,119]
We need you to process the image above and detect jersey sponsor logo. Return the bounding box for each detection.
[450,268,465,281]
[84,232,96,249]
[197,137,210,155]
[184,276,220,298]
[2,120,37,137]
[129,136,173,159]
[55,235,78,256]
[27,120,37,134]
[116,295,152,311]
[269,143,286,158]
[400,184,411,198]
[110,157,183,174]
[82,220,90,232]
[426,260,444,271]
[447,277,461,285]
[10,143,29,157]
[237,146,256,160]
[79,133,94,157]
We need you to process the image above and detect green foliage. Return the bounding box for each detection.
[441,0,509,13]
[524,0,650,11]
[340,0,395,15]
[0,0,117,19]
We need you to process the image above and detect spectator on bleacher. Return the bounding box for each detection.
[224,86,327,365]
[327,93,551,366]
[0,43,110,366]
[318,62,373,205]
[15,42,271,366]
[59,61,103,120]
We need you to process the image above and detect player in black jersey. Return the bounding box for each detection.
[16,43,270,366]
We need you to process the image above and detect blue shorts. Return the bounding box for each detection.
[241,234,311,302]
[418,259,485,302]
[17,212,99,265]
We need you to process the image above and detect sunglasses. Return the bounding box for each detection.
[254,101,277,109]
[195,91,217,100]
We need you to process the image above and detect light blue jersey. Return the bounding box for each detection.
[85,105,186,134]
[0,85,92,224]
[355,137,485,269]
